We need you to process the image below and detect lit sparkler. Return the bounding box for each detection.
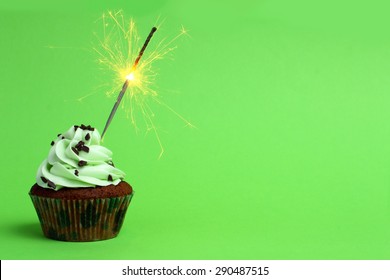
[101,26,157,138]
[94,11,193,157]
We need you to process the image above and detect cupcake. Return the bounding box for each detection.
[29,124,134,241]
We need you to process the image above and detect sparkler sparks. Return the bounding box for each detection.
[101,26,157,139]
[94,10,193,157]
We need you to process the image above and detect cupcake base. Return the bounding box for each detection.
[29,182,133,242]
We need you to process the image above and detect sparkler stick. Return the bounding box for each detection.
[101,26,157,139]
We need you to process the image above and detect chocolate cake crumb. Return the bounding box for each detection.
[41,176,48,183]
[108,174,113,182]
[71,147,79,155]
[47,180,56,189]
[74,170,79,176]
[50,141,54,146]
[85,133,90,141]
[78,160,87,167]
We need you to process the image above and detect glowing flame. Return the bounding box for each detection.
[126,72,135,81]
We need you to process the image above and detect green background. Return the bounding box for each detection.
[1,0,390,259]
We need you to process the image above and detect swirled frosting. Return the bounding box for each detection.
[36,125,125,190]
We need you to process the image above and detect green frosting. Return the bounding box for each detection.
[36,125,125,190]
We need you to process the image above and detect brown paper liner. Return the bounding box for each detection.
[29,193,134,241]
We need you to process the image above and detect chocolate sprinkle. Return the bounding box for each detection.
[81,146,89,153]
[62,136,65,139]
[41,176,48,183]
[74,170,79,176]
[57,134,61,137]
[74,140,89,153]
[78,160,87,167]
[47,180,56,189]
[85,133,90,141]
[74,125,79,131]
[50,141,54,146]
[75,141,84,149]
[80,124,95,131]
[108,174,113,182]
[71,147,79,155]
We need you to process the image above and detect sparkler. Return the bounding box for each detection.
[101,26,157,138]
[94,11,194,157]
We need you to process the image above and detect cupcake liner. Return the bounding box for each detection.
[29,193,134,241]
